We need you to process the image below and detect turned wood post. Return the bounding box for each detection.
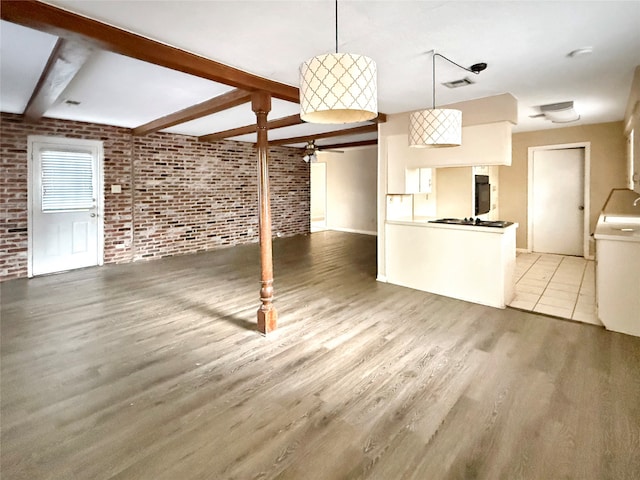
[253,91,278,334]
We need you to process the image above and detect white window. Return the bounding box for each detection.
[41,149,95,211]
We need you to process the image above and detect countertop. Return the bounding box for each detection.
[594,189,640,243]
[386,219,519,234]
[601,188,640,217]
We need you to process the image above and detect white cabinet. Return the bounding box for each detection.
[594,190,640,337]
[386,121,512,170]
[405,167,432,194]
[420,168,432,193]
[596,237,640,337]
[386,194,413,222]
[384,221,517,308]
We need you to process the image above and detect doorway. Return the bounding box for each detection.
[28,136,104,277]
[528,144,590,257]
[310,162,327,232]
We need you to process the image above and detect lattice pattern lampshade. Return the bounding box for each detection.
[299,53,377,124]
[408,108,462,147]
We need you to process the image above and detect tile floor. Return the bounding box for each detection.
[508,252,600,325]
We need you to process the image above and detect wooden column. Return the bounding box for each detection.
[253,91,278,334]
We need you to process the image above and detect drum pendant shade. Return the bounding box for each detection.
[300,52,377,124]
[409,108,462,147]
[408,51,487,148]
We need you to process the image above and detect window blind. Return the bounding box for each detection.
[41,150,94,211]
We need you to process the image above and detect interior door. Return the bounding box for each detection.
[532,148,584,256]
[29,137,103,276]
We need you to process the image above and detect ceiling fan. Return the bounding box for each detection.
[302,140,344,163]
[302,140,318,163]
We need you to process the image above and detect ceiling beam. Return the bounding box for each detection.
[373,113,387,123]
[317,139,378,150]
[133,89,252,136]
[199,114,303,142]
[24,37,93,122]
[268,124,378,146]
[1,0,299,103]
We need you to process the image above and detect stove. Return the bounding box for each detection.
[428,218,514,228]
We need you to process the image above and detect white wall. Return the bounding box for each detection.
[317,146,377,235]
[310,163,326,222]
[435,167,473,218]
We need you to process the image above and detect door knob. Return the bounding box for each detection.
[578,205,584,210]
[89,213,96,217]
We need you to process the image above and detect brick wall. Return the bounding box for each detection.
[0,113,310,280]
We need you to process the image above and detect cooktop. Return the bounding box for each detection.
[428,218,514,228]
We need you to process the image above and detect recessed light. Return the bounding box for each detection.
[567,47,593,58]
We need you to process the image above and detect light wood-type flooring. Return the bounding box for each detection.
[1,231,639,480]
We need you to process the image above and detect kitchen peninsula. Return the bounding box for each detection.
[384,219,518,308]
[376,94,519,309]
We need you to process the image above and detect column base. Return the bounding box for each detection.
[257,306,278,334]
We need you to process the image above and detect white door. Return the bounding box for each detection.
[531,148,584,256]
[29,136,104,277]
[310,162,327,232]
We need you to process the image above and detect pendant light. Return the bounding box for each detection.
[409,51,486,147]
[299,0,378,124]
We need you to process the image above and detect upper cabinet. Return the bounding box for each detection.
[387,121,512,169]
[405,167,433,194]
[385,120,513,193]
[380,94,517,194]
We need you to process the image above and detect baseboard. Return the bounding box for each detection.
[327,226,377,236]
[516,247,596,261]
[376,274,387,282]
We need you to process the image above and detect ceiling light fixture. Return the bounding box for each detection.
[303,140,318,163]
[409,51,486,148]
[299,0,378,124]
[538,101,580,123]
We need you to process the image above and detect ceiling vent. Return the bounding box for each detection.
[442,77,474,89]
[531,101,580,123]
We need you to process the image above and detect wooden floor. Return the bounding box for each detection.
[1,231,639,480]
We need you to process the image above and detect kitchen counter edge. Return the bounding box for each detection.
[386,220,519,233]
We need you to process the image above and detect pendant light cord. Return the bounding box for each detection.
[335,0,338,54]
[432,53,436,109]
[432,51,483,109]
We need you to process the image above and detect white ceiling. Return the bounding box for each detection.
[1,0,640,147]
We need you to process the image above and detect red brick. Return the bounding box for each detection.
[0,113,309,280]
